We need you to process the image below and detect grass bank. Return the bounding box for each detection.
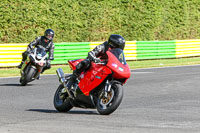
[1,57,200,77]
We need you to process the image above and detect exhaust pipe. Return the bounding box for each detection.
[56,68,65,84]
[56,68,73,98]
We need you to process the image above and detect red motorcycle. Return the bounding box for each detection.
[54,48,131,115]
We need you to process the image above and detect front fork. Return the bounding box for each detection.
[101,79,122,98]
[103,80,112,98]
[33,65,43,79]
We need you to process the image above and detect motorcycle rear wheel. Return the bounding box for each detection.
[54,84,73,112]
[97,83,123,115]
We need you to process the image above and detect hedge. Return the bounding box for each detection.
[0,0,200,43]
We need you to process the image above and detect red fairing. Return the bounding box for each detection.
[106,51,131,79]
[68,59,84,70]
[78,62,112,96]
[68,49,131,96]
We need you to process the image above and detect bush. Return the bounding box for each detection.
[0,0,199,43]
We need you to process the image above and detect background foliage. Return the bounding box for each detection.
[0,0,200,43]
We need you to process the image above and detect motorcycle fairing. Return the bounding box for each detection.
[20,47,47,83]
[68,48,130,96]
[72,87,96,108]
[68,59,84,70]
[78,62,112,96]
[106,50,131,79]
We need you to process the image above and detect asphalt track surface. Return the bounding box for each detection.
[0,65,200,133]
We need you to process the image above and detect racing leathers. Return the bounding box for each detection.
[19,36,55,72]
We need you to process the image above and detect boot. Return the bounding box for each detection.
[17,61,24,69]
[36,74,40,80]
[18,52,27,69]
[41,68,45,74]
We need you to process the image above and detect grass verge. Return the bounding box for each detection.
[1,57,200,77]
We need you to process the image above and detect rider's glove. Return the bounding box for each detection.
[88,52,101,63]
[27,47,33,54]
[94,58,101,63]
[88,52,95,61]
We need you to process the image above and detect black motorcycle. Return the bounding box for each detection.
[19,47,47,86]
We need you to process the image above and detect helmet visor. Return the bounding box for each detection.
[46,34,53,40]
[108,42,115,48]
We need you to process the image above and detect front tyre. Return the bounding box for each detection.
[97,83,123,115]
[54,84,73,112]
[19,65,35,86]
[20,77,27,86]
[26,66,36,82]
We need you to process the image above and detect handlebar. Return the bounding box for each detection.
[95,60,107,65]
[88,53,107,65]
[96,62,105,65]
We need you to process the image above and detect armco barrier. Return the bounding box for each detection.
[0,40,200,67]
[0,44,27,67]
[51,42,91,64]
[176,40,200,57]
[136,41,176,59]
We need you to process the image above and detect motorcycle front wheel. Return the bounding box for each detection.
[20,65,36,86]
[20,77,27,86]
[97,83,123,115]
[54,84,73,112]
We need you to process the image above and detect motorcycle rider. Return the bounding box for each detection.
[66,34,125,92]
[18,29,55,74]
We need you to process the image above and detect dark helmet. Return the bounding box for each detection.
[108,34,125,50]
[44,29,54,41]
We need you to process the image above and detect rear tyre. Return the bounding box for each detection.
[54,84,73,112]
[97,83,123,115]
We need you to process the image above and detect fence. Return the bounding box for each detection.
[0,40,200,67]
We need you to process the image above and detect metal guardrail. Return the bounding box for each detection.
[176,40,200,57]
[0,44,27,67]
[0,40,200,67]
[52,42,91,64]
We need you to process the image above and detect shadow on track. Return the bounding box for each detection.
[0,83,33,86]
[27,109,98,115]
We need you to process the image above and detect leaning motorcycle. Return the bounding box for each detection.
[54,48,131,115]
[19,47,47,86]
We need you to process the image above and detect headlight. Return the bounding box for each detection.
[36,54,43,60]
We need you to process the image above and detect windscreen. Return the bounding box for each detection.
[36,47,46,57]
[109,48,127,65]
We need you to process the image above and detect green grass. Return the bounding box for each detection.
[1,57,200,77]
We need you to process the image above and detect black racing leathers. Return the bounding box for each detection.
[21,36,55,72]
[27,36,55,61]
[88,41,109,60]
[22,36,54,61]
